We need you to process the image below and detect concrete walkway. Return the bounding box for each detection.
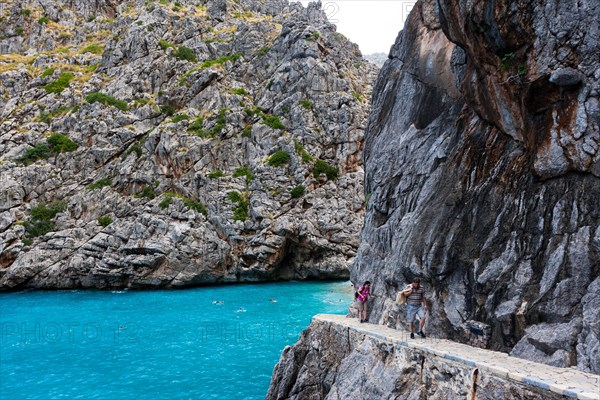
[314,314,600,400]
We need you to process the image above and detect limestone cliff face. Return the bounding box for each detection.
[0,0,377,289]
[352,0,599,374]
[267,316,575,400]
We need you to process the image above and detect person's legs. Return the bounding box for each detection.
[406,305,417,337]
[416,307,426,337]
[358,301,366,322]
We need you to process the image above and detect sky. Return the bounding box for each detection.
[298,1,417,54]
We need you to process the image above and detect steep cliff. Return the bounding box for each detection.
[0,0,377,290]
[352,0,599,374]
[266,1,599,395]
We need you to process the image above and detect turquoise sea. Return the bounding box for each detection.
[0,281,353,400]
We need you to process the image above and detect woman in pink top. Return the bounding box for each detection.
[356,281,373,323]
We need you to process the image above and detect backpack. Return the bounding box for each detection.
[355,285,364,300]
[396,285,411,305]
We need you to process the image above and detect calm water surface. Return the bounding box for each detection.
[0,281,352,400]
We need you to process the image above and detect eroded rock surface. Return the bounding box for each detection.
[267,316,569,400]
[352,0,599,374]
[0,0,377,289]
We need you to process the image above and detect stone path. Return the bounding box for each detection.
[315,314,600,400]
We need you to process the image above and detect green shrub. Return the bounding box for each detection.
[290,185,305,198]
[244,106,260,117]
[500,52,516,71]
[126,144,143,158]
[24,201,67,238]
[38,110,51,124]
[173,45,196,62]
[241,126,252,138]
[135,185,157,199]
[351,92,362,102]
[20,9,32,16]
[187,117,204,134]
[80,43,103,54]
[309,32,320,40]
[233,166,253,184]
[208,170,225,179]
[299,99,311,109]
[97,216,112,227]
[261,113,285,130]
[227,191,249,221]
[268,150,290,167]
[44,73,74,94]
[19,143,51,165]
[15,27,24,36]
[256,46,269,57]
[38,105,73,123]
[40,67,55,78]
[201,53,242,68]
[159,196,173,209]
[159,38,172,50]
[134,97,150,107]
[178,67,199,86]
[38,17,50,24]
[87,178,112,190]
[24,219,54,238]
[171,114,190,122]
[313,159,339,180]
[159,192,207,215]
[294,139,313,163]
[231,88,247,95]
[47,133,77,153]
[160,104,177,115]
[19,134,77,164]
[182,198,207,215]
[30,201,65,221]
[195,108,227,138]
[85,91,129,111]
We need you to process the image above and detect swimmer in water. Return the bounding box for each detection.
[269,298,278,303]
[236,307,246,312]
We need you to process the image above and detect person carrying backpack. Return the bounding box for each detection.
[356,281,374,323]
[401,277,428,338]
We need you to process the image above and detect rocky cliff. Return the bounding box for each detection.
[268,315,600,400]
[352,0,599,374]
[267,0,599,394]
[0,0,377,290]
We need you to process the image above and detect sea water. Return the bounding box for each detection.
[0,281,353,400]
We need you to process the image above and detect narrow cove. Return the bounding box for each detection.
[0,281,352,400]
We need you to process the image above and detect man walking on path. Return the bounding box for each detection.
[402,277,428,339]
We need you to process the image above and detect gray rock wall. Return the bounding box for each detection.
[352,0,599,374]
[0,0,377,289]
[267,317,568,400]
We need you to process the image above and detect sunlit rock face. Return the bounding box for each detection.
[0,0,378,290]
[352,0,599,373]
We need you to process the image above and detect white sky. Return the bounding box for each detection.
[298,1,417,54]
